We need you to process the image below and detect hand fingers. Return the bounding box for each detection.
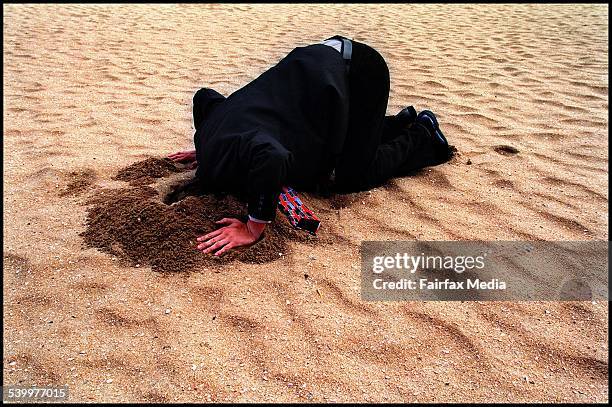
[196,233,225,250]
[202,239,229,254]
[197,229,223,242]
[214,242,235,256]
[216,218,237,225]
[196,239,214,251]
[168,152,191,161]
[196,234,220,250]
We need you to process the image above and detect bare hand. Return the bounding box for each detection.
[196,218,263,256]
[168,150,196,164]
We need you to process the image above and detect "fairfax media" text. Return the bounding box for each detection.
[372,278,507,290]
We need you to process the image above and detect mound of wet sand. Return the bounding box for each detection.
[81,158,314,272]
[112,157,182,186]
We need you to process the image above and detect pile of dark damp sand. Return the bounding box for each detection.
[80,157,314,273]
[112,157,182,186]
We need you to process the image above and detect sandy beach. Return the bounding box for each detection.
[3,4,608,403]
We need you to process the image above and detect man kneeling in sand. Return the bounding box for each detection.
[168,36,453,256]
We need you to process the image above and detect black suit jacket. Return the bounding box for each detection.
[195,43,349,221]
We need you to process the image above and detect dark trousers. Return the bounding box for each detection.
[333,38,440,192]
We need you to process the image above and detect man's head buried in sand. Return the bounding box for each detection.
[168,36,453,257]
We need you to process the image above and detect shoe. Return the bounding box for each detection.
[396,106,417,128]
[416,110,454,164]
[416,110,448,147]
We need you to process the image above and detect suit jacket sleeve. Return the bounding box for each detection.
[239,131,292,222]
